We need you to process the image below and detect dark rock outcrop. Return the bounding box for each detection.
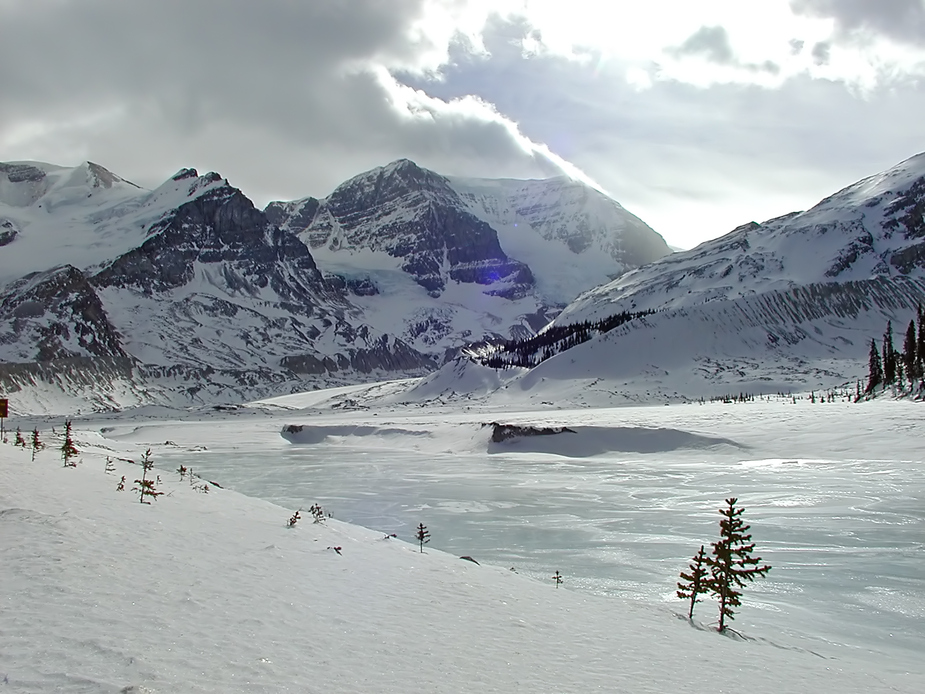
[0,265,127,361]
[93,174,331,306]
[271,159,535,298]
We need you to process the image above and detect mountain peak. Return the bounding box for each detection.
[172,168,199,181]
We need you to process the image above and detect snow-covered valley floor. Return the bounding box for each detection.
[2,394,923,692]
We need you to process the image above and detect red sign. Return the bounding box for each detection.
[0,399,7,418]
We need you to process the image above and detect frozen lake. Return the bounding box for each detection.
[96,397,925,675]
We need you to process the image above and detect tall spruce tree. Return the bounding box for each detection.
[883,321,896,385]
[677,545,709,619]
[903,319,919,385]
[866,338,883,393]
[917,305,925,378]
[705,498,771,632]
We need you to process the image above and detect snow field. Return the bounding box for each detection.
[2,411,923,693]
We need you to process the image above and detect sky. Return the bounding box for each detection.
[2,0,925,249]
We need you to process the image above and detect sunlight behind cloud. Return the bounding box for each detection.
[404,0,925,91]
[372,66,605,188]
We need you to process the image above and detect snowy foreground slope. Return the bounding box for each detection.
[2,400,923,693]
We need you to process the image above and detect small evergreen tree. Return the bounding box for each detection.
[552,570,564,588]
[133,448,162,504]
[415,522,430,553]
[866,339,883,393]
[705,498,771,632]
[677,545,709,619]
[903,319,919,384]
[309,503,326,523]
[60,420,79,467]
[14,427,26,448]
[287,508,301,527]
[883,321,896,385]
[30,428,44,462]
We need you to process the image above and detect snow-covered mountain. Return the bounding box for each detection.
[266,159,671,357]
[0,159,669,413]
[404,152,925,406]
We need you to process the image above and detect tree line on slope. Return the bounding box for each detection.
[864,305,925,396]
[479,309,656,369]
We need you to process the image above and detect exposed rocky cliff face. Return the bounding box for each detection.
[265,159,672,364]
[268,159,536,299]
[0,265,127,362]
[0,162,442,412]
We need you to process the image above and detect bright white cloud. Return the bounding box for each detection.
[409,0,925,91]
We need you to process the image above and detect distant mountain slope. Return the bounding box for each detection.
[448,174,669,303]
[560,152,925,323]
[0,163,439,412]
[400,153,925,406]
[0,158,669,413]
[269,160,670,306]
[266,159,671,360]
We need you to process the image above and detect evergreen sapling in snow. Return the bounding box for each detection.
[133,448,163,504]
[309,503,326,523]
[705,498,771,632]
[60,420,79,467]
[30,428,44,462]
[677,545,709,619]
[415,523,430,553]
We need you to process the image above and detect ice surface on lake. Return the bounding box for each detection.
[105,397,925,672]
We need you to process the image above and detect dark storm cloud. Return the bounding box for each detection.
[0,0,564,202]
[791,0,925,45]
